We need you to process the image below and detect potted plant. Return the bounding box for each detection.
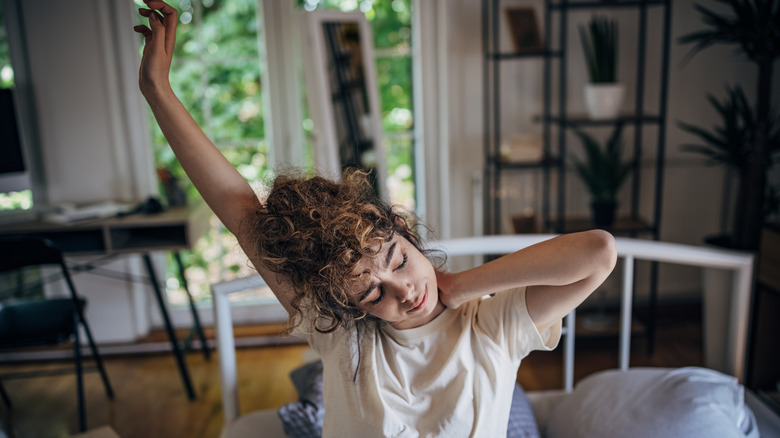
[678,0,780,251]
[677,85,780,249]
[571,123,633,228]
[677,0,780,372]
[579,15,623,120]
[677,85,779,372]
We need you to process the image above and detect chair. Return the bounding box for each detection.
[0,236,114,433]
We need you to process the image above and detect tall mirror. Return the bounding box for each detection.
[301,10,387,199]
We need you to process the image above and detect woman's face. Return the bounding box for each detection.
[348,234,445,330]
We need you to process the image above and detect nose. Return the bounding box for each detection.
[391,278,414,303]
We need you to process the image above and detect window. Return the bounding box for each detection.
[135,0,272,306]
[0,2,33,212]
[300,0,416,210]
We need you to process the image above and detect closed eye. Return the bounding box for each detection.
[370,286,384,305]
[394,254,408,272]
[369,253,408,305]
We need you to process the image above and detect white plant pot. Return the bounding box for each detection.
[584,83,625,120]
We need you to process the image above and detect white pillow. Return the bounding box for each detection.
[545,367,758,438]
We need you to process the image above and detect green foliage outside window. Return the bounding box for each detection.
[135,0,272,304]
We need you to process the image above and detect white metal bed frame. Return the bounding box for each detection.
[211,235,756,426]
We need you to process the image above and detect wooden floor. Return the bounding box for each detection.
[0,306,702,438]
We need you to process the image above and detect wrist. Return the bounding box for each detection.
[140,81,175,102]
[443,272,474,306]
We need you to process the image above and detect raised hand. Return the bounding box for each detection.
[436,269,466,309]
[133,0,178,97]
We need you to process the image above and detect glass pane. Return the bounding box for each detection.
[369,0,411,50]
[376,56,412,133]
[297,0,416,210]
[206,61,264,143]
[0,2,33,209]
[385,134,415,210]
[0,4,13,89]
[137,0,270,305]
[174,0,260,60]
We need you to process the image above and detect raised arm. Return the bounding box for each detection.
[437,230,617,332]
[134,0,296,313]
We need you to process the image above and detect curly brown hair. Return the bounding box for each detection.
[249,169,424,335]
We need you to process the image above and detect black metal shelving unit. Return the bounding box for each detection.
[482,0,672,351]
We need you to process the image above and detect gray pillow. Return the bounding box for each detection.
[545,367,759,438]
[277,360,324,438]
[507,382,541,438]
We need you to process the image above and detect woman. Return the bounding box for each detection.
[133,2,616,436]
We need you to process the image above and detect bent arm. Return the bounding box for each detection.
[135,1,296,313]
[438,230,617,332]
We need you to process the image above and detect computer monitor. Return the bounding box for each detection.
[0,87,32,193]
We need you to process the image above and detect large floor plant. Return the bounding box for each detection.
[678,0,780,251]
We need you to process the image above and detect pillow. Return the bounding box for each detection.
[507,382,541,438]
[278,360,541,438]
[545,367,759,438]
[277,360,324,438]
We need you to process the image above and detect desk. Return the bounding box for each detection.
[0,202,212,400]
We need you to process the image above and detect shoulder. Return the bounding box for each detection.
[475,286,529,317]
[295,318,379,357]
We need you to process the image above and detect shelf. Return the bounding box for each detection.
[484,0,670,354]
[490,155,562,170]
[540,113,663,127]
[487,50,563,61]
[550,0,668,10]
[553,216,655,234]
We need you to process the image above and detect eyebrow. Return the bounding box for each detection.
[358,242,397,303]
[384,242,397,270]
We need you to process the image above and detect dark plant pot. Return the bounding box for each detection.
[591,201,617,228]
[704,234,736,250]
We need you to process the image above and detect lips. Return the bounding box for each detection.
[408,286,428,312]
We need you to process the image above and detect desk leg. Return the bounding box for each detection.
[173,251,210,360]
[143,254,196,400]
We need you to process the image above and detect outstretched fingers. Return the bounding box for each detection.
[135,0,178,94]
[133,25,151,38]
[143,0,177,54]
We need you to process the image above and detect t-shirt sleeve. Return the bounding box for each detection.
[475,286,562,362]
[290,310,340,356]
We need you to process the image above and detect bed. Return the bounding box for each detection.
[211,235,780,438]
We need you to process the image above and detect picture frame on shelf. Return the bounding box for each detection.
[504,7,543,53]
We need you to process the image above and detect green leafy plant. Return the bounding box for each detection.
[678,86,753,171]
[571,123,632,205]
[677,86,772,171]
[678,0,780,250]
[677,85,780,235]
[579,16,618,83]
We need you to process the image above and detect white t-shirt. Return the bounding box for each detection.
[294,286,561,438]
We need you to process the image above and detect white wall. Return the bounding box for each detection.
[443,0,780,302]
[19,0,155,205]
